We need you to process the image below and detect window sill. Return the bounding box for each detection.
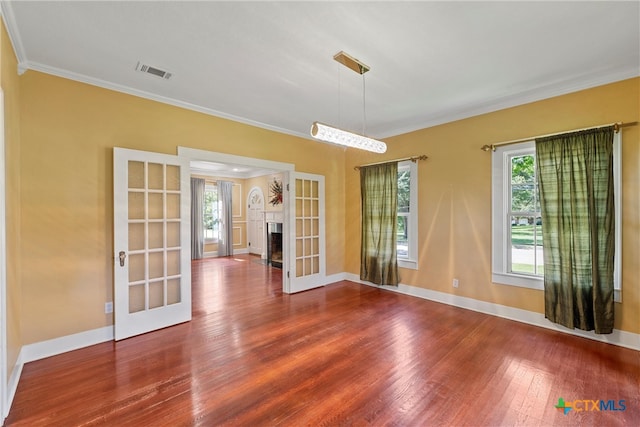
[398,258,417,270]
[493,272,543,290]
[493,272,621,303]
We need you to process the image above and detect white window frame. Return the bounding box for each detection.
[491,136,622,302]
[203,184,219,244]
[398,160,418,270]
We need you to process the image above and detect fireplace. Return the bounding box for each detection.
[267,222,283,268]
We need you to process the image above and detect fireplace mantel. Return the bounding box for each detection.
[265,211,283,224]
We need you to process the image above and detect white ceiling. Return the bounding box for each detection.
[190,160,279,179]
[2,0,639,145]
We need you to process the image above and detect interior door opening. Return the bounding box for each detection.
[178,147,294,292]
[247,186,265,258]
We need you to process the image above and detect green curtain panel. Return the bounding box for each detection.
[360,162,399,286]
[536,126,615,334]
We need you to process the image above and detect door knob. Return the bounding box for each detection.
[119,251,127,267]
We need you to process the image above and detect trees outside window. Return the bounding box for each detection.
[509,153,543,276]
[204,185,219,242]
[396,161,417,269]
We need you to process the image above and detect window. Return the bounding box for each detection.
[508,147,543,276]
[203,185,219,242]
[492,136,621,301]
[397,160,418,270]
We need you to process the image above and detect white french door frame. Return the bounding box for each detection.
[0,88,8,422]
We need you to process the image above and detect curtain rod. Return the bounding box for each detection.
[480,121,638,152]
[354,155,428,170]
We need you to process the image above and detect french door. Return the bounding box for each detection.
[284,172,326,293]
[113,148,191,340]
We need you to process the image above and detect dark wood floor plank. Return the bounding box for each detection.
[5,254,639,426]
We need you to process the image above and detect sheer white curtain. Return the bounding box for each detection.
[217,180,234,257]
[190,178,205,260]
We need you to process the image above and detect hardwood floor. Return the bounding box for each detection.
[5,254,639,426]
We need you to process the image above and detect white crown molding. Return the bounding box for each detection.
[189,166,279,180]
[178,147,295,172]
[18,59,639,143]
[1,0,637,141]
[28,58,635,142]
[21,60,314,141]
[0,1,29,75]
[376,65,640,139]
[344,273,640,351]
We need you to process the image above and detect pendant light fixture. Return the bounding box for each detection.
[310,51,387,154]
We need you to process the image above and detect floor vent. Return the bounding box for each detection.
[135,62,172,80]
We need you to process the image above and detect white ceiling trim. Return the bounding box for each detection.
[384,65,640,139]
[3,0,638,141]
[0,2,27,70]
[189,166,277,180]
[24,57,639,143]
[178,147,295,172]
[20,59,313,141]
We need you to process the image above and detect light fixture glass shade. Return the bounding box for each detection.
[310,122,387,153]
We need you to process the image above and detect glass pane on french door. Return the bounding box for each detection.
[127,160,182,312]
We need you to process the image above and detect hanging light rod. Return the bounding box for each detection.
[311,122,387,154]
[480,121,638,152]
[311,51,386,153]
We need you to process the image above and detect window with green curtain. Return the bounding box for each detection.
[536,126,615,334]
[360,162,399,286]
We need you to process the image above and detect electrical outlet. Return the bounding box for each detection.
[452,278,459,288]
[105,302,113,314]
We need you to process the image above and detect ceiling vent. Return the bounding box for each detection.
[135,62,172,80]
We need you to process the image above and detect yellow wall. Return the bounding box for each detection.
[19,70,346,344]
[345,77,640,334]
[1,20,22,382]
[245,174,285,212]
[261,173,285,213]
[6,34,638,347]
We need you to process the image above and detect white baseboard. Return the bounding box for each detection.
[14,275,639,373]
[4,348,23,419]
[4,327,113,419]
[324,272,348,286]
[345,273,639,351]
[22,326,114,364]
[203,249,249,258]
